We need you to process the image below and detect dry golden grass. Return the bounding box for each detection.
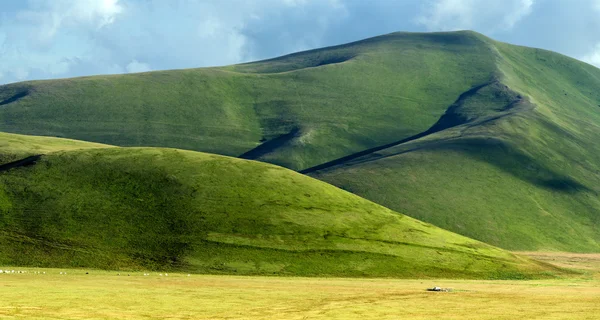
[0,261,599,320]
[519,252,600,276]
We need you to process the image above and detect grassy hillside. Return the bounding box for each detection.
[0,138,555,278]
[0,131,111,165]
[1,31,600,253]
[309,39,600,252]
[0,31,497,170]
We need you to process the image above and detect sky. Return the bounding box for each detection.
[1,0,600,85]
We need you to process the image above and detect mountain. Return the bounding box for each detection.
[0,31,599,252]
[0,31,498,170]
[306,37,600,252]
[0,133,555,278]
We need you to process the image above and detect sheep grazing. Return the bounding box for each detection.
[159,273,163,276]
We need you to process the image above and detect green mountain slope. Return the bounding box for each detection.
[308,40,600,252]
[1,31,600,252]
[0,32,497,170]
[0,131,112,165]
[0,134,554,278]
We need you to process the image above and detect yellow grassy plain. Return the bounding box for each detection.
[0,252,598,320]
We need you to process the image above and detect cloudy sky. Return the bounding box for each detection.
[1,0,599,84]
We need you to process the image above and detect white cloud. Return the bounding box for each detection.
[416,0,474,31]
[125,60,151,73]
[503,0,534,30]
[0,0,351,84]
[4,0,599,86]
[582,43,600,68]
[72,0,123,28]
[417,0,535,32]
[14,0,123,45]
[582,1,600,67]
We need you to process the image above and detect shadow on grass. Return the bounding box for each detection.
[372,137,590,194]
[0,90,29,106]
[442,138,589,193]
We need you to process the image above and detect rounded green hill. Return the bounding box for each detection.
[0,136,555,278]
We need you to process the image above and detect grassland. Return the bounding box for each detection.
[1,31,600,252]
[2,30,600,255]
[306,35,600,252]
[0,131,111,165]
[0,31,498,170]
[0,133,558,278]
[519,252,600,274]
[0,254,598,320]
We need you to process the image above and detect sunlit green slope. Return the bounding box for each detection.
[0,131,112,165]
[2,31,600,252]
[0,134,555,278]
[309,39,600,252]
[0,31,497,170]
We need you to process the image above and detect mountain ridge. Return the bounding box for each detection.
[1,31,600,252]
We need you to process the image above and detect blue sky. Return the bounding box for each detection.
[1,0,600,84]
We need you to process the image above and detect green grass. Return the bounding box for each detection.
[0,131,111,165]
[0,136,557,278]
[1,30,600,253]
[0,31,497,170]
[309,36,600,252]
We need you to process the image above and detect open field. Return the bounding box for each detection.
[519,252,600,275]
[0,260,598,320]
